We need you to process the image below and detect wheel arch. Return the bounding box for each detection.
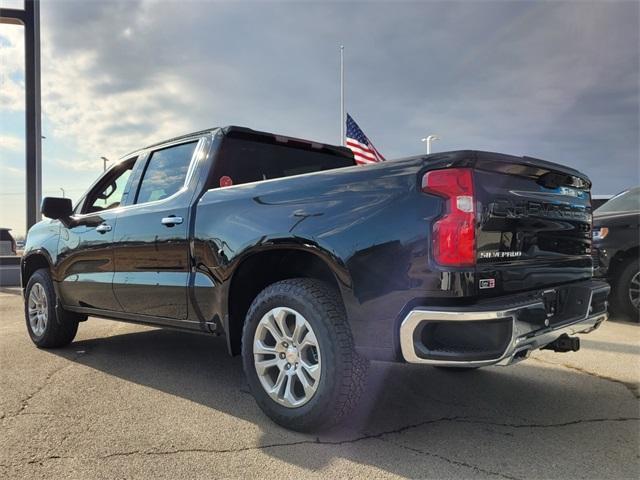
[21,250,54,290]
[225,243,352,356]
[610,245,640,280]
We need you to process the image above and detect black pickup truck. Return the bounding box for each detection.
[22,126,609,431]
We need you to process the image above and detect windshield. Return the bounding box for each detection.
[595,187,640,213]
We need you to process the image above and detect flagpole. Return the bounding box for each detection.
[340,45,345,146]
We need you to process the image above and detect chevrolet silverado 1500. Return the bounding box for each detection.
[21,126,610,430]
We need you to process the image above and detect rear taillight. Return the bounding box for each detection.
[11,238,16,254]
[422,168,476,267]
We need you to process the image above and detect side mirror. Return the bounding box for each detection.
[41,197,73,219]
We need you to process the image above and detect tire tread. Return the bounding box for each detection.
[241,278,368,431]
[25,269,78,348]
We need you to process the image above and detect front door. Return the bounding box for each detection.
[56,159,135,311]
[112,140,200,319]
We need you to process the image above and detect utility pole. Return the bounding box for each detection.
[421,135,440,154]
[1,0,42,230]
[101,156,110,172]
[340,45,345,146]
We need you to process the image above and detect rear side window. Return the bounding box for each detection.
[211,138,355,188]
[136,141,197,204]
[0,230,13,241]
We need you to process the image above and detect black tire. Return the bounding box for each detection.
[241,278,368,432]
[611,259,640,322]
[24,269,79,348]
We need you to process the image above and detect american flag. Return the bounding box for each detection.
[345,114,385,165]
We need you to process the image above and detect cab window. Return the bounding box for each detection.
[83,160,135,214]
[135,142,198,204]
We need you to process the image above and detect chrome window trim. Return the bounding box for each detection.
[72,137,205,219]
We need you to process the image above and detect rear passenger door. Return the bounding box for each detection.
[111,140,201,320]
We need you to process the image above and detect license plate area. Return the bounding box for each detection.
[542,285,592,327]
[517,284,593,330]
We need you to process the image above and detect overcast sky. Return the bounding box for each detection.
[1,0,639,236]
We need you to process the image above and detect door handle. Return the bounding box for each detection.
[161,216,183,227]
[95,224,112,234]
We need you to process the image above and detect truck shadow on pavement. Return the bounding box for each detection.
[51,326,639,478]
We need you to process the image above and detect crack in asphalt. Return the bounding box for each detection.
[4,415,639,470]
[377,437,522,480]
[15,363,73,416]
[2,352,85,424]
[51,416,640,458]
[531,356,640,399]
[455,416,640,429]
[27,455,72,464]
[4,411,75,420]
[7,347,89,421]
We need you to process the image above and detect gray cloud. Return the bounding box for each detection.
[39,0,639,193]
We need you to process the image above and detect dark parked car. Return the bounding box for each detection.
[21,126,609,430]
[593,187,640,321]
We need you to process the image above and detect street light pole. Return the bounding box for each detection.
[101,156,109,171]
[421,135,440,155]
[340,45,345,146]
[60,187,65,198]
[1,0,42,230]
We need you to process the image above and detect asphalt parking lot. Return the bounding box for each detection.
[1,287,638,479]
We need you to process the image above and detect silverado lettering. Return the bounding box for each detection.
[486,198,590,221]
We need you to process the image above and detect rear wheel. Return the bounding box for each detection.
[25,269,79,348]
[241,279,367,431]
[611,260,640,322]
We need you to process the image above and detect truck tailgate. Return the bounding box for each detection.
[472,153,593,296]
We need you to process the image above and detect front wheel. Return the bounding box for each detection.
[25,269,79,348]
[241,279,367,432]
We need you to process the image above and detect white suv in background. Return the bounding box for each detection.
[0,228,17,256]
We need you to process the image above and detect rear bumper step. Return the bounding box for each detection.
[399,280,609,367]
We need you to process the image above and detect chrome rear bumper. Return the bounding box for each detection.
[400,282,610,367]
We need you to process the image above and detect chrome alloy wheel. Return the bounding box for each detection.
[629,271,640,310]
[253,307,322,408]
[28,283,48,337]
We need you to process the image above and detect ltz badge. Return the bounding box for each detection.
[479,278,496,289]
